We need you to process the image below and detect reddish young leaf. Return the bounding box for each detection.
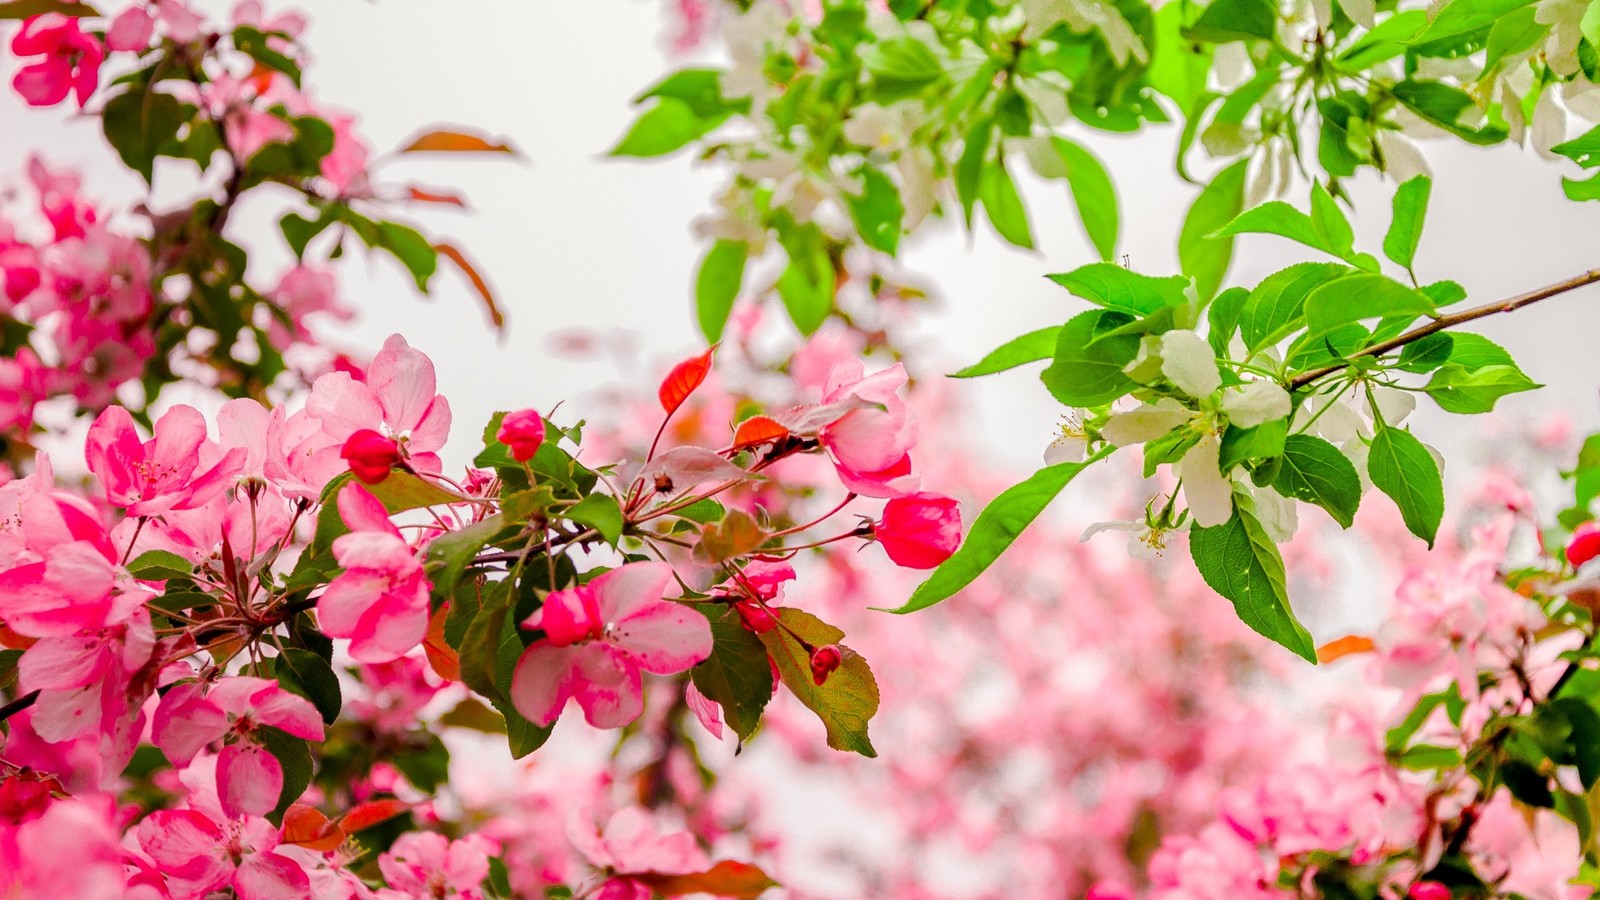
[398,128,520,155]
[731,416,789,452]
[659,346,717,417]
[1316,634,1375,664]
[280,804,343,852]
[634,861,779,899]
[435,242,504,332]
[335,799,410,834]
[406,185,468,208]
[424,604,460,682]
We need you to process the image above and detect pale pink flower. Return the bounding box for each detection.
[377,832,496,900]
[0,794,128,898]
[105,7,155,52]
[818,359,919,497]
[262,265,351,349]
[305,333,452,474]
[316,481,431,662]
[136,807,312,900]
[568,808,710,898]
[319,113,372,197]
[86,405,244,517]
[9,14,103,108]
[511,562,712,729]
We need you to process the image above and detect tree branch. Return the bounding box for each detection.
[1288,267,1600,391]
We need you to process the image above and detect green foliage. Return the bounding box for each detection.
[757,610,880,757]
[1190,490,1317,663]
[692,607,775,742]
[1368,424,1445,547]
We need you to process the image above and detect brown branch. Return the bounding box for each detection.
[1288,267,1600,391]
[0,690,40,723]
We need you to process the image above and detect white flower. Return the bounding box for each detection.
[722,5,791,104]
[1044,413,1089,464]
[1537,0,1587,76]
[1376,130,1432,183]
[1176,432,1234,527]
[1022,0,1149,65]
[1102,399,1191,447]
[1336,0,1376,27]
[1220,381,1291,429]
[843,103,918,152]
[1533,90,1571,158]
[1082,517,1183,558]
[1158,330,1222,398]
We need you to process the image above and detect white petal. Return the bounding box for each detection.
[1250,484,1300,543]
[1221,382,1291,429]
[1159,330,1222,398]
[1533,90,1570,157]
[1178,434,1234,528]
[1044,433,1087,465]
[1370,386,1417,427]
[1102,400,1191,447]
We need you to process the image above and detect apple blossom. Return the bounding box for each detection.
[872,492,961,569]
[317,481,432,662]
[9,14,102,108]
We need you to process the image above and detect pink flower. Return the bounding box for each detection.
[377,832,495,900]
[262,265,350,349]
[317,481,431,662]
[9,14,103,108]
[1409,883,1451,900]
[0,794,128,898]
[809,643,842,685]
[1569,521,1600,568]
[152,676,324,818]
[568,808,710,898]
[319,113,371,197]
[496,408,546,462]
[819,360,919,498]
[105,6,155,52]
[86,405,244,517]
[874,492,961,569]
[136,807,312,900]
[510,562,712,729]
[306,333,451,474]
[341,429,403,484]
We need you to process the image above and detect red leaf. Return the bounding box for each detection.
[633,861,779,898]
[731,416,789,452]
[406,185,469,208]
[434,242,504,333]
[659,346,717,417]
[397,128,520,156]
[335,799,410,834]
[424,604,459,682]
[1316,635,1375,664]
[280,804,343,852]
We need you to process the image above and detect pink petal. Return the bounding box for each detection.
[305,372,382,443]
[406,395,452,457]
[335,480,399,537]
[509,642,579,726]
[684,681,723,739]
[105,7,155,51]
[219,742,283,819]
[152,682,230,766]
[532,587,598,646]
[148,405,208,482]
[571,644,643,729]
[251,682,326,741]
[16,635,104,691]
[613,602,712,675]
[367,334,438,436]
[233,852,312,900]
[330,531,415,571]
[136,810,228,879]
[27,684,101,743]
[347,583,430,663]
[590,561,673,622]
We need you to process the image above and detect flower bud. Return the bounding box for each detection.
[809,644,843,685]
[1568,520,1600,569]
[873,492,962,569]
[341,429,401,484]
[734,600,777,634]
[1408,882,1450,900]
[496,409,547,462]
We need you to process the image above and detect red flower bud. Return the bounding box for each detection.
[341,429,402,484]
[496,408,547,462]
[1569,520,1600,569]
[1408,882,1450,900]
[874,492,962,569]
[734,599,777,634]
[809,643,843,685]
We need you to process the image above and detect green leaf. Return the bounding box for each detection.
[610,98,729,157]
[375,221,437,292]
[1410,0,1538,45]
[1179,159,1249,300]
[425,514,510,600]
[1308,182,1355,258]
[1302,273,1435,339]
[847,166,905,255]
[1189,490,1318,663]
[887,449,1110,614]
[457,583,513,702]
[1240,262,1351,351]
[274,648,342,726]
[566,494,625,546]
[491,608,554,759]
[1053,136,1119,260]
[1422,363,1540,413]
[861,35,945,87]
[1383,176,1432,271]
[1390,81,1508,145]
[308,471,468,558]
[1047,263,1190,315]
[1207,286,1249,356]
[775,220,835,335]
[691,607,774,742]
[1270,435,1362,528]
[756,609,879,757]
[1553,122,1600,168]
[1393,744,1463,769]
[952,326,1062,378]
[101,89,187,184]
[1187,0,1278,42]
[1218,419,1287,471]
[233,25,302,88]
[979,160,1034,248]
[258,726,314,822]
[1040,310,1143,407]
[695,240,748,343]
[1368,424,1444,547]
[127,550,193,582]
[1398,332,1516,375]
[392,731,451,792]
[1338,10,1428,66]
[1215,191,1354,260]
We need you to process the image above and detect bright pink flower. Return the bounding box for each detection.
[317,481,431,662]
[684,680,724,738]
[1569,521,1600,568]
[196,73,297,159]
[818,359,919,498]
[152,676,324,818]
[0,490,120,638]
[342,428,403,484]
[377,832,495,900]
[306,333,451,474]
[568,808,710,898]
[0,794,128,898]
[511,562,712,729]
[874,492,961,569]
[86,405,244,517]
[9,14,103,108]
[809,643,842,685]
[136,807,312,900]
[1409,883,1451,900]
[496,408,546,462]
